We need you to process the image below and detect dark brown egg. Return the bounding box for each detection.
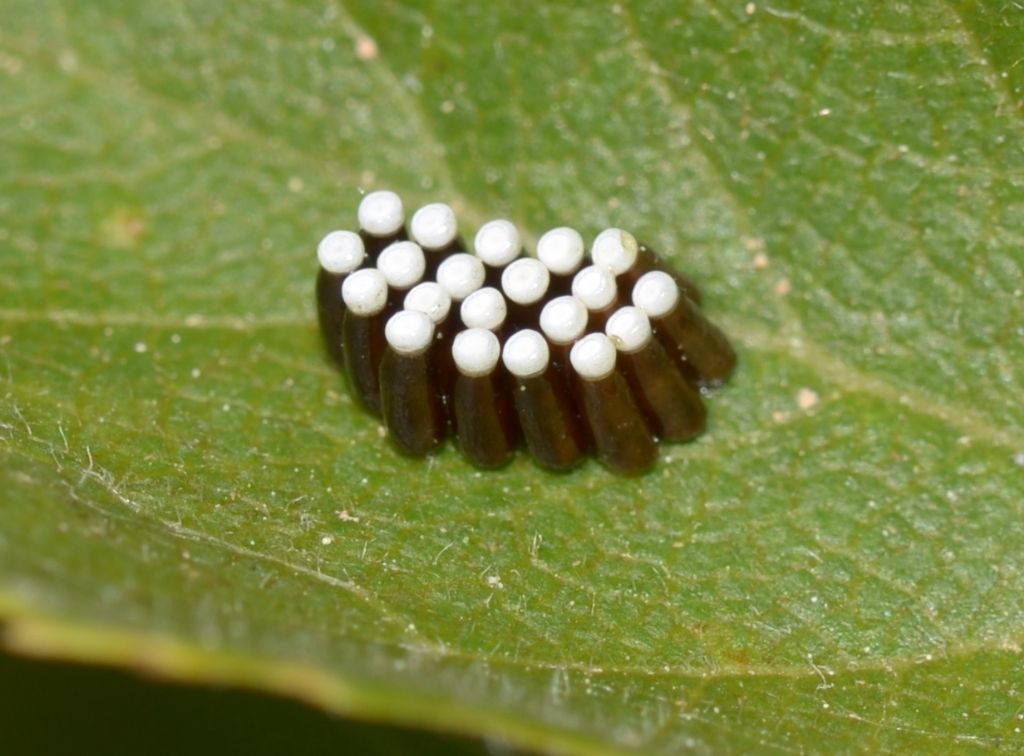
[340,268,389,415]
[569,333,657,475]
[503,329,588,471]
[606,306,706,441]
[451,328,519,468]
[315,230,366,367]
[632,271,736,387]
[379,310,447,456]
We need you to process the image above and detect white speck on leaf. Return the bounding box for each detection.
[355,35,378,60]
[798,388,819,410]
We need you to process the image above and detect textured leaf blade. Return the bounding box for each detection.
[1,0,1023,753]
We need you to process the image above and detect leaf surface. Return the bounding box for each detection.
[1,1,1023,752]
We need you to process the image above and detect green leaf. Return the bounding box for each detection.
[2,0,1023,753]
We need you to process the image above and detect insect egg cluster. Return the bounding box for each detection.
[315,190,736,474]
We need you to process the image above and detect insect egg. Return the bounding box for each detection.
[593,227,703,306]
[411,202,458,249]
[451,328,519,468]
[359,190,405,235]
[539,294,590,387]
[605,305,705,441]
[403,281,456,413]
[357,190,406,260]
[460,286,508,333]
[385,308,434,354]
[570,332,617,381]
[452,327,502,377]
[315,190,736,474]
[605,304,651,353]
[592,227,639,276]
[315,229,366,367]
[503,329,589,471]
[571,264,620,330]
[340,268,389,414]
[317,229,366,273]
[377,240,426,312]
[380,310,446,456]
[537,226,585,295]
[436,252,485,302]
[539,294,589,347]
[501,257,550,329]
[411,202,462,275]
[632,270,736,386]
[474,219,522,287]
[404,281,452,327]
[436,252,486,331]
[570,333,657,475]
[502,327,550,379]
[342,267,389,316]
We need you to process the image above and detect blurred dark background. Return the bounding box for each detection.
[0,648,504,755]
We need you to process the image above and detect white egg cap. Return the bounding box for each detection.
[377,240,426,290]
[474,219,521,267]
[570,333,617,381]
[385,309,435,355]
[605,306,652,353]
[317,230,366,274]
[592,227,639,275]
[410,202,458,250]
[501,258,550,305]
[539,295,588,345]
[436,253,485,301]
[452,328,501,377]
[403,282,451,325]
[537,227,585,275]
[358,190,404,236]
[502,329,550,378]
[572,265,618,311]
[632,271,680,319]
[341,268,388,316]
[460,287,507,331]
